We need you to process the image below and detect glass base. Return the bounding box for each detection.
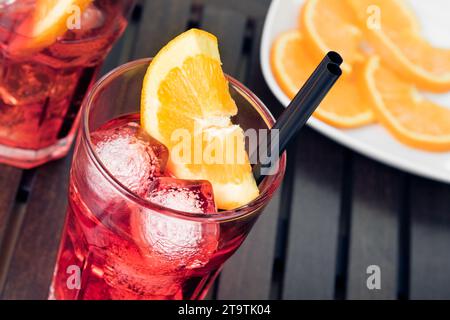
[0,133,76,169]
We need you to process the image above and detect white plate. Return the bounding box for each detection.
[261,0,450,183]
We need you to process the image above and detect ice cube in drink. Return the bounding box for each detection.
[90,121,168,196]
[146,177,217,213]
[131,177,219,270]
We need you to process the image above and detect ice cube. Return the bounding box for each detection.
[90,122,168,196]
[79,5,106,32]
[64,5,106,40]
[146,177,217,214]
[131,178,219,270]
[46,5,113,65]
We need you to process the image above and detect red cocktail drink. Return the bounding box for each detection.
[50,58,286,300]
[0,0,134,168]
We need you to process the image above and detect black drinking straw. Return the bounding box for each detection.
[253,52,343,184]
[323,51,343,66]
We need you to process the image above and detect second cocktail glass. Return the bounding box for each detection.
[0,0,134,168]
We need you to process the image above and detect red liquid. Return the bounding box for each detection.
[0,0,130,168]
[50,115,258,300]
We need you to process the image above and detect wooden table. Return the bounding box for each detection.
[1,0,450,300]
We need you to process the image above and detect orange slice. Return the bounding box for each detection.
[141,29,259,210]
[347,0,450,92]
[346,0,420,34]
[364,57,450,152]
[9,0,93,56]
[300,0,364,73]
[271,30,374,128]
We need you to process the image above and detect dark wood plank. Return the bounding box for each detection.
[346,155,402,299]
[1,157,71,299]
[100,20,138,75]
[244,18,284,119]
[0,165,23,292]
[99,0,144,76]
[131,0,192,59]
[410,177,450,299]
[0,165,21,246]
[194,0,271,19]
[282,129,345,299]
[217,187,283,299]
[200,5,247,78]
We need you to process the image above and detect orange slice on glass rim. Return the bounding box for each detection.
[140,29,259,210]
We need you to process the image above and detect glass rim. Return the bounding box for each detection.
[81,58,287,223]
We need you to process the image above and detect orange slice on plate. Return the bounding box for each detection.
[9,0,93,56]
[271,30,374,128]
[346,0,420,34]
[364,57,450,151]
[347,0,450,92]
[299,0,364,73]
[141,28,259,210]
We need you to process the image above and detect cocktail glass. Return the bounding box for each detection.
[49,58,287,300]
[0,0,135,168]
